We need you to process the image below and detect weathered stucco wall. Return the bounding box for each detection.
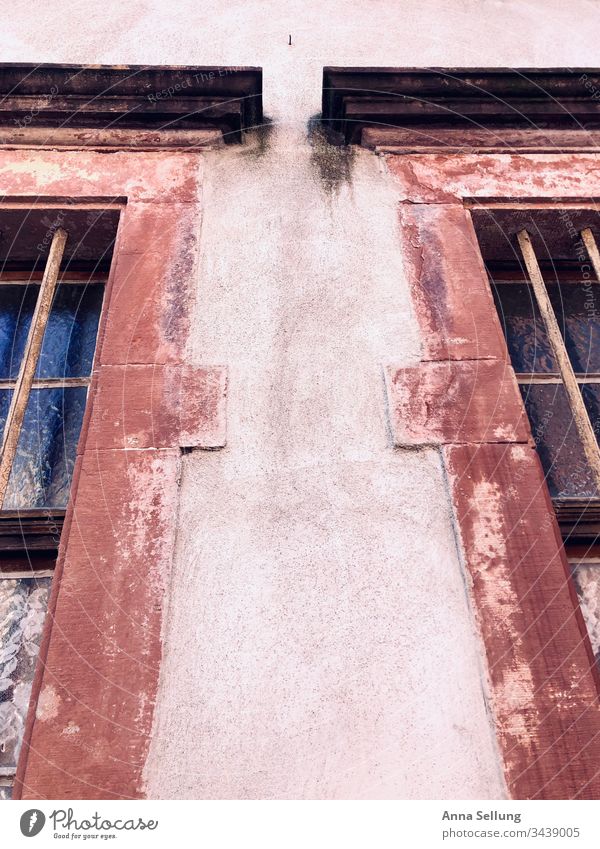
[146,141,506,798]
[3,0,600,799]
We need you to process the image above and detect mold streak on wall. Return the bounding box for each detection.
[144,132,506,798]
[3,0,598,801]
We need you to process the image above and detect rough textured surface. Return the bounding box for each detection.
[3,0,600,801]
[387,154,600,205]
[22,448,181,799]
[445,443,600,799]
[4,151,219,800]
[152,452,503,799]
[385,360,530,446]
[86,365,228,451]
[394,157,600,798]
[396,205,508,363]
[144,117,503,800]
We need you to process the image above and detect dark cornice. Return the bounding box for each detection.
[0,63,263,148]
[0,510,64,556]
[322,67,600,151]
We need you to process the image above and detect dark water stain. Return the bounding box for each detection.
[240,114,277,159]
[307,114,355,195]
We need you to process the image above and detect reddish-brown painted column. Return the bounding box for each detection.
[385,175,600,799]
[0,150,227,799]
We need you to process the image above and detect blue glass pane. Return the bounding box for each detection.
[0,389,10,433]
[548,283,600,375]
[3,387,87,509]
[520,383,598,498]
[37,285,104,378]
[0,286,37,378]
[492,283,556,373]
[581,384,600,443]
[0,283,103,381]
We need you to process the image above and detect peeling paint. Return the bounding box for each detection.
[468,479,538,754]
[445,443,600,798]
[35,685,60,722]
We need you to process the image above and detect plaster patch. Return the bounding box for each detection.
[36,685,60,722]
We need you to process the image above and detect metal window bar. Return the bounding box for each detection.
[0,228,68,507]
[517,228,600,492]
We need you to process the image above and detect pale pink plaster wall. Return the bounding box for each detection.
[3,0,599,799]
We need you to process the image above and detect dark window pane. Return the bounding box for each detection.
[0,286,37,379]
[492,283,556,373]
[0,576,51,771]
[548,283,600,374]
[0,389,11,435]
[37,284,103,379]
[520,383,598,498]
[581,384,600,444]
[0,283,103,381]
[3,387,87,509]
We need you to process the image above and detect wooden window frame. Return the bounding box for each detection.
[473,203,600,541]
[0,205,113,552]
[517,227,600,487]
[0,228,67,508]
[0,216,111,796]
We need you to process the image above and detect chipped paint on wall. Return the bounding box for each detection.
[4,0,600,802]
[143,121,506,800]
[466,479,539,753]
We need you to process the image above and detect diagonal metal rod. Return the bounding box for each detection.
[0,228,68,507]
[517,228,600,492]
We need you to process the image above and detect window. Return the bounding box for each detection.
[0,204,119,797]
[472,207,600,537]
[472,206,600,672]
[568,546,600,667]
[0,569,53,794]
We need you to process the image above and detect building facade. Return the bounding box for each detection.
[1,2,600,801]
